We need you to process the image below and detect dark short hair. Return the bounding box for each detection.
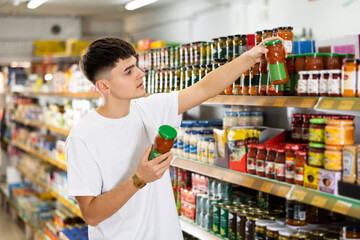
[80,38,137,85]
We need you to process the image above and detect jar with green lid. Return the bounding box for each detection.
[180,66,186,90]
[185,66,193,88]
[308,142,325,167]
[291,230,308,240]
[219,37,227,59]
[338,53,355,66]
[279,229,295,240]
[309,118,327,143]
[200,65,206,80]
[305,53,324,71]
[245,215,261,240]
[308,230,327,240]
[227,35,235,62]
[192,65,200,85]
[266,224,287,240]
[200,42,207,66]
[255,220,276,240]
[237,209,247,240]
[322,53,340,70]
[212,38,219,61]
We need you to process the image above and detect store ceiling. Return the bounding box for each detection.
[0,0,180,19]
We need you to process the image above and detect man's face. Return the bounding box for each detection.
[107,56,146,100]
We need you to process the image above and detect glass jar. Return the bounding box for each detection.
[291,230,308,240]
[341,227,360,240]
[323,53,340,70]
[250,112,264,126]
[233,76,242,95]
[294,151,307,186]
[201,137,209,163]
[242,69,251,95]
[279,229,295,240]
[286,200,307,226]
[149,125,177,160]
[305,53,324,71]
[206,41,212,65]
[256,145,267,177]
[247,144,258,175]
[285,144,302,184]
[183,130,192,158]
[339,54,355,66]
[309,118,327,143]
[208,138,215,165]
[192,65,200,86]
[228,207,238,240]
[262,29,273,40]
[307,71,320,96]
[256,31,263,45]
[265,146,276,179]
[256,220,276,240]
[246,216,261,240]
[267,78,285,96]
[275,148,286,182]
[197,136,204,161]
[200,42,207,66]
[324,145,342,171]
[185,66,193,88]
[238,112,251,126]
[325,120,354,145]
[296,71,309,96]
[234,35,241,57]
[341,59,358,97]
[250,65,260,96]
[224,112,238,129]
[259,62,268,95]
[212,38,219,61]
[308,142,325,167]
[237,210,247,240]
[291,114,303,142]
[294,54,305,95]
[327,69,341,97]
[307,205,327,225]
[199,65,206,80]
[264,39,290,85]
[278,26,294,54]
[266,224,287,240]
[319,70,330,96]
[272,27,278,36]
[227,35,234,62]
[301,114,311,143]
[219,37,227,59]
[285,55,295,95]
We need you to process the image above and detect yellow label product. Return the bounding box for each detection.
[304,165,320,190]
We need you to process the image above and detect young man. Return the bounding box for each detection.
[66,37,280,239]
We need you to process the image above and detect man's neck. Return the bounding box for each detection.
[96,96,131,119]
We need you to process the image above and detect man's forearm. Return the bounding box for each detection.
[77,176,138,226]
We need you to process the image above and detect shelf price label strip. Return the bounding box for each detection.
[316,97,360,111]
[179,216,226,240]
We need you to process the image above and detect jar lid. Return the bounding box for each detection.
[328,69,341,74]
[339,53,355,57]
[264,39,282,46]
[262,29,273,33]
[206,64,213,68]
[279,229,296,237]
[256,145,266,150]
[311,114,323,119]
[227,35,234,38]
[186,66,193,69]
[285,144,302,151]
[302,114,311,118]
[255,31,263,34]
[219,36,227,40]
[295,54,305,57]
[238,112,251,116]
[255,220,275,227]
[296,150,308,156]
[292,113,303,118]
[310,118,327,124]
[276,148,286,153]
[212,38,219,41]
[340,115,355,120]
[326,119,354,126]
[286,26,294,30]
[323,53,339,57]
[267,224,287,231]
[248,144,258,148]
[344,58,357,63]
[287,55,295,58]
[265,146,276,151]
[158,125,177,140]
[309,142,325,148]
[306,53,322,57]
[185,130,192,134]
[309,70,320,74]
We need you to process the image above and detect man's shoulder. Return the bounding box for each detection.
[67,111,96,139]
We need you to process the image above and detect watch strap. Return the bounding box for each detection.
[132,173,146,189]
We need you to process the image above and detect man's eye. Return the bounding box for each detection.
[126,70,132,75]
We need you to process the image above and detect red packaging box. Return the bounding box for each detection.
[180,188,196,206]
[181,203,195,221]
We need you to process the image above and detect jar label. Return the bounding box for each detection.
[173,138,178,149]
[319,79,328,94]
[177,139,184,150]
[294,166,304,181]
[308,152,324,167]
[239,45,247,55]
[184,143,190,153]
[275,163,285,177]
[309,128,325,142]
[190,143,197,155]
[260,73,268,90]
[209,149,214,161]
[297,79,307,93]
[269,62,287,82]
[325,128,340,143]
[256,159,265,172]
[247,157,256,170]
[149,147,162,160]
[284,40,293,53]
[342,70,356,91]
[266,162,275,175]
[202,147,208,159]
[251,74,260,87]
[324,153,342,171]
[307,79,319,94]
[285,160,295,179]
[291,127,302,139]
[343,150,354,177]
[286,202,306,220]
[328,77,340,94]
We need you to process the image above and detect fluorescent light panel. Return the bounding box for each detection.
[27,0,48,9]
[125,0,158,11]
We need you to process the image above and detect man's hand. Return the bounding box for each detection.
[246,36,287,64]
[135,145,173,183]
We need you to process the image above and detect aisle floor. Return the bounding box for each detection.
[0,206,25,240]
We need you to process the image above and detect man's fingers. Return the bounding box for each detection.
[150,151,172,165]
[142,145,153,162]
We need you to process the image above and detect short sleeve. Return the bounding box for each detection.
[66,137,102,198]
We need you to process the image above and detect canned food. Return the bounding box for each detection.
[209,197,222,215]
[220,204,230,237]
[213,203,222,234]
[204,213,213,231]
[218,181,232,199]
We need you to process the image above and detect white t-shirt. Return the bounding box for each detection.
[66,92,183,240]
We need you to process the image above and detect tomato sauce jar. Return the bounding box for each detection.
[247,144,257,175]
[323,53,340,70]
[265,146,276,179]
[256,145,266,177]
[319,70,330,96]
[328,69,341,97]
[275,148,286,182]
[264,39,289,85]
[305,53,324,71]
[285,144,302,184]
[149,125,177,160]
[294,151,307,186]
[278,26,294,54]
[307,71,320,96]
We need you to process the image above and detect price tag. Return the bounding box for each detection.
[260,182,274,193]
[256,98,266,105]
[273,98,286,107]
[333,200,351,215]
[311,196,328,208]
[276,186,290,197]
[338,100,354,110]
[319,100,335,109]
[242,177,255,187]
[292,189,307,201]
[300,98,315,108]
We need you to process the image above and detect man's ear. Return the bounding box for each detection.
[96,79,111,95]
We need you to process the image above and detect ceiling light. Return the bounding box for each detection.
[27,0,48,9]
[125,0,158,11]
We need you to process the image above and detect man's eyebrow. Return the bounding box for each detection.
[123,64,135,72]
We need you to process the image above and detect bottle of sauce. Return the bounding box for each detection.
[247,144,257,175]
[307,71,320,96]
[328,69,341,97]
[294,151,307,186]
[286,200,307,226]
[301,114,311,143]
[319,70,330,96]
[341,59,358,97]
[256,145,266,177]
[275,148,286,182]
[149,125,177,160]
[285,144,302,184]
[297,71,309,96]
[265,146,276,179]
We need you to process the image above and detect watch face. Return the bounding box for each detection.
[133,174,146,189]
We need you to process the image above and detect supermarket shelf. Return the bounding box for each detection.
[315,97,360,111]
[15,165,82,218]
[171,156,291,198]
[12,117,70,136]
[203,95,319,108]
[179,216,225,240]
[16,91,101,99]
[172,156,360,219]
[12,141,67,171]
[0,184,49,240]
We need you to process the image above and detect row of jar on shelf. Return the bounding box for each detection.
[142,57,360,97]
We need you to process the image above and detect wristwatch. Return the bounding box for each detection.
[132,173,147,189]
